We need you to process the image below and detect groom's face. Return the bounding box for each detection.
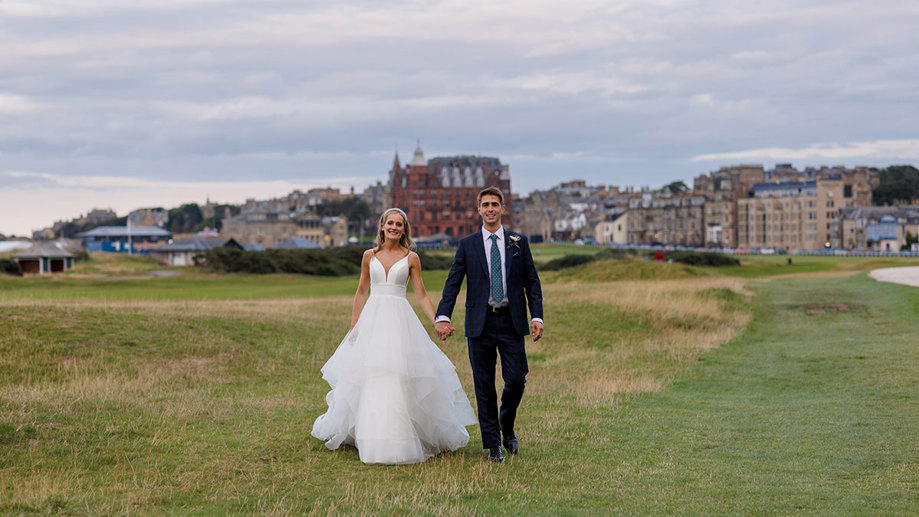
[477,194,505,226]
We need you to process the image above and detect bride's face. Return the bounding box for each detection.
[381,213,405,242]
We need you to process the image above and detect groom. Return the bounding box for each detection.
[435,186,544,463]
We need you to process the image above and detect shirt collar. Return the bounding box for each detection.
[482,226,504,242]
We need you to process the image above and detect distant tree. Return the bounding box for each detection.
[902,232,918,251]
[56,216,126,238]
[201,204,241,232]
[663,181,689,194]
[316,197,371,234]
[873,165,919,206]
[167,204,204,233]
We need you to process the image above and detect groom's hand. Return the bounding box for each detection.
[435,321,454,341]
[531,321,544,342]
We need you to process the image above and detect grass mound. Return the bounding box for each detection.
[544,256,714,283]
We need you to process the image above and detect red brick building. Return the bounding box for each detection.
[389,144,513,239]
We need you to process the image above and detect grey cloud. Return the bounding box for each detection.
[0,0,917,234]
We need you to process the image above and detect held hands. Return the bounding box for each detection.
[434,321,455,341]
[531,320,544,342]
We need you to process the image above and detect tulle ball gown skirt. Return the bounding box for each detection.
[311,285,477,465]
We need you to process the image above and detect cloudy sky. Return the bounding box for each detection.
[2,0,917,236]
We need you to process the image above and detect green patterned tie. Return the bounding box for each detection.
[490,234,504,303]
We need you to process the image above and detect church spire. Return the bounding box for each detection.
[410,140,426,166]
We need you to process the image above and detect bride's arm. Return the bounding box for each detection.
[350,250,372,330]
[408,252,437,325]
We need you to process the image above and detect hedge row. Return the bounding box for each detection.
[540,248,738,271]
[199,246,453,276]
[0,259,23,276]
[666,251,740,267]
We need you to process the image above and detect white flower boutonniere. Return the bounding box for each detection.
[507,235,521,249]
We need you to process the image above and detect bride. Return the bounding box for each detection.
[311,208,477,464]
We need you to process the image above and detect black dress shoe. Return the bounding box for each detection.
[487,446,504,463]
[503,434,518,455]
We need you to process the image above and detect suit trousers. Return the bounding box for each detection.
[467,308,528,449]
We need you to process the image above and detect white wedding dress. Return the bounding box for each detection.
[311,254,477,464]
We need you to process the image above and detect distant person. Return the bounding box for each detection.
[654,250,665,262]
[435,186,544,463]
[311,208,476,464]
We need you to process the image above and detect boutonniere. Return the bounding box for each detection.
[507,235,521,249]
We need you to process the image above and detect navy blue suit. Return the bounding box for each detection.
[437,228,543,449]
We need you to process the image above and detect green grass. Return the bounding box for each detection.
[595,273,919,514]
[2,254,918,514]
[720,255,919,278]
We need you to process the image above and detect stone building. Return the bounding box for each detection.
[694,165,765,248]
[221,210,348,248]
[839,206,919,251]
[737,181,819,250]
[627,191,706,246]
[388,144,513,239]
[594,212,628,245]
[737,170,874,250]
[361,181,390,225]
[241,188,347,215]
[128,208,168,227]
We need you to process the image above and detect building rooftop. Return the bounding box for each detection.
[151,236,234,252]
[748,181,817,197]
[76,225,172,238]
[273,237,321,249]
[13,242,75,259]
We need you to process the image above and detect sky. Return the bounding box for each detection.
[2,0,918,236]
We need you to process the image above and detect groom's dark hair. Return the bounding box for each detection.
[477,186,505,206]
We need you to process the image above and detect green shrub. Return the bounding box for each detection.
[415,249,453,270]
[540,253,599,271]
[200,247,359,276]
[666,251,739,267]
[0,259,23,276]
[325,245,369,267]
[200,245,454,276]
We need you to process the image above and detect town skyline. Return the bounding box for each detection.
[3,1,918,236]
[5,154,910,239]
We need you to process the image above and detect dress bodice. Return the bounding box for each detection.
[370,254,409,296]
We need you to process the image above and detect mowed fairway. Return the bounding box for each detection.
[1,253,918,514]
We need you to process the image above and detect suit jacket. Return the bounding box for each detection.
[437,228,543,338]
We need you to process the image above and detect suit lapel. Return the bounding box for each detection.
[472,231,489,279]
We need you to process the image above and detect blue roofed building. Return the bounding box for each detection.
[75,225,172,253]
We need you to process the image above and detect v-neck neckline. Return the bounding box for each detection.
[374,253,409,282]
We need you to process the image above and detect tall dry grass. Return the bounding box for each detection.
[528,277,752,405]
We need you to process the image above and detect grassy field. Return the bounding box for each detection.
[1,251,918,514]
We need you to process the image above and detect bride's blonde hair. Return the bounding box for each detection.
[375,208,416,252]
